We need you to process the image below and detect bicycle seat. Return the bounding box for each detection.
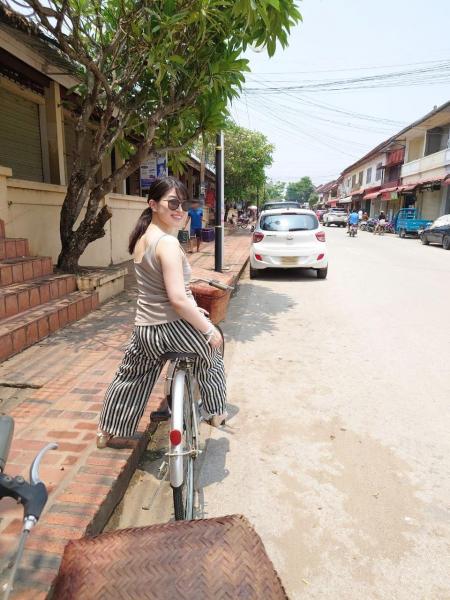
[160,351,197,361]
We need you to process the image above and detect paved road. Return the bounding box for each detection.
[111,227,450,599]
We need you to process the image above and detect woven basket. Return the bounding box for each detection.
[52,514,288,599]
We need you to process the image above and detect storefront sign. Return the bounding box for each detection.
[140,152,168,189]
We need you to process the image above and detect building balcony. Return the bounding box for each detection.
[380,178,400,190]
[401,148,450,180]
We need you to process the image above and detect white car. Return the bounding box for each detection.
[323,208,347,227]
[249,209,328,279]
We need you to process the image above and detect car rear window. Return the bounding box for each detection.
[260,213,318,231]
[263,203,299,210]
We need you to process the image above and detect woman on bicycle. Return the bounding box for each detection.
[96,177,227,449]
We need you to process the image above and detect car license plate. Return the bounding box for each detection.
[281,256,298,265]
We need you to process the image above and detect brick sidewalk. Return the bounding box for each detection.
[0,229,249,599]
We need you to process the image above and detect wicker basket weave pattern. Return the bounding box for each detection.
[52,514,288,599]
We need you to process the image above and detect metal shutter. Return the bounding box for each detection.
[421,190,441,220]
[0,87,44,182]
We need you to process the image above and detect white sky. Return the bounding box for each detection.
[231,0,450,185]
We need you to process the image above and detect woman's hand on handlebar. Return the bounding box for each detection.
[208,326,222,348]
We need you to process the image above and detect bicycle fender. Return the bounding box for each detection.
[169,370,186,489]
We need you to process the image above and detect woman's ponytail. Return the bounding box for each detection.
[128,207,152,254]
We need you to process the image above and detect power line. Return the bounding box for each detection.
[249,57,450,75]
[244,61,450,94]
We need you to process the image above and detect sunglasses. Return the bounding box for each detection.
[164,198,191,211]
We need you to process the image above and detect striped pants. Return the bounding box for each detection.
[98,320,227,437]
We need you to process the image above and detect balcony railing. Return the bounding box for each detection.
[401,148,450,178]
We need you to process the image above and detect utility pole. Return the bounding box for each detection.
[214,131,224,272]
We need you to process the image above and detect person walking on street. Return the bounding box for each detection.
[96,177,227,449]
[186,199,203,253]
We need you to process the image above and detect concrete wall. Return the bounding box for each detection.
[341,155,385,197]
[406,136,425,163]
[416,188,445,221]
[0,169,145,267]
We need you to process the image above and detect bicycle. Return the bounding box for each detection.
[163,278,231,521]
[348,223,358,237]
[0,415,57,599]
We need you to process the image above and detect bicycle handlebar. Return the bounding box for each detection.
[0,415,14,473]
[0,419,58,599]
[191,278,234,292]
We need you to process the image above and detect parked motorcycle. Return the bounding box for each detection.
[365,218,378,233]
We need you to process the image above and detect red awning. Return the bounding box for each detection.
[400,175,449,192]
[363,191,381,200]
[381,186,397,193]
[327,200,337,207]
[444,174,450,185]
[397,184,417,192]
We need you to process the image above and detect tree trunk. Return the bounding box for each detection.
[57,202,112,273]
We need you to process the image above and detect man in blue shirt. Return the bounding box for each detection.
[187,199,203,252]
[348,209,359,235]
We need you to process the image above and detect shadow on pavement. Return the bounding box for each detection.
[36,289,137,352]
[224,278,298,344]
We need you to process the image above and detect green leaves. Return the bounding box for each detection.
[224,122,274,203]
[27,0,300,199]
[286,177,316,203]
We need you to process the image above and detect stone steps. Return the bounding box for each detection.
[0,256,53,285]
[0,274,77,319]
[0,237,30,260]
[0,290,99,361]
[0,219,100,362]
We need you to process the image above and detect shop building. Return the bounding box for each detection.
[0,7,214,267]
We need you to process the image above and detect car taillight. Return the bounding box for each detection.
[254,254,263,261]
[252,232,264,243]
[317,253,325,260]
[170,429,182,445]
[316,231,326,242]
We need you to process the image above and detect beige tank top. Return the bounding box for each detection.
[134,234,194,326]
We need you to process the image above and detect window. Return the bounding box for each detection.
[375,162,383,181]
[366,167,372,183]
[260,213,318,232]
[351,174,357,188]
[358,171,363,185]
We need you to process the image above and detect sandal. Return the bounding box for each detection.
[96,431,113,449]
[207,412,228,428]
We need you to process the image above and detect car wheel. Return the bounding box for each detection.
[399,229,406,238]
[249,266,259,279]
[317,267,328,280]
[421,234,429,245]
[443,235,450,250]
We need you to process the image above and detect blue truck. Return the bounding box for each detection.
[394,208,433,238]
